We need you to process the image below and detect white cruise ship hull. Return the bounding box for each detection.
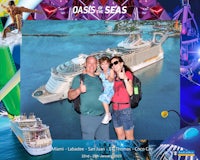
[34,87,68,104]
[23,143,52,156]
[10,117,52,156]
[131,51,164,72]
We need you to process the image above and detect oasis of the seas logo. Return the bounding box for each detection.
[72,5,127,14]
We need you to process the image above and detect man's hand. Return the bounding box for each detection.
[80,80,86,93]
[68,80,86,100]
[1,4,6,8]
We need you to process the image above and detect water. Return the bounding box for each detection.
[0,20,180,159]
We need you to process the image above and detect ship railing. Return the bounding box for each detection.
[56,61,84,75]
[20,114,27,120]
[19,121,36,128]
[29,126,49,131]
[116,47,137,54]
[25,132,52,148]
[27,138,52,148]
[28,113,35,119]
[36,138,52,148]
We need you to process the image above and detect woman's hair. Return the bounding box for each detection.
[99,56,110,64]
[110,56,132,73]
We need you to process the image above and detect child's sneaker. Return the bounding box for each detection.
[101,113,112,124]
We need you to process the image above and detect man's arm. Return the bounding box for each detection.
[20,7,42,14]
[1,4,9,12]
[68,88,81,100]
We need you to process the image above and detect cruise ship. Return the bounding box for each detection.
[117,34,151,50]
[32,32,166,104]
[10,113,52,156]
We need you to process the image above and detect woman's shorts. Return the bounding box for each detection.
[112,107,134,131]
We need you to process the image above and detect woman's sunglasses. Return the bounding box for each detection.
[110,61,119,68]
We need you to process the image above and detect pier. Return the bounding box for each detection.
[89,32,132,36]
[152,31,180,44]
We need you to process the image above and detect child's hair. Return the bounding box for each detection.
[99,56,111,64]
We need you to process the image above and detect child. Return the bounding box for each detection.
[98,56,115,124]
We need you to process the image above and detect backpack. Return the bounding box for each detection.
[72,74,84,114]
[130,75,142,108]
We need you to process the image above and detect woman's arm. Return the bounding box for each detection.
[118,69,133,96]
[123,77,133,96]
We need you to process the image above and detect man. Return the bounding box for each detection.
[68,56,109,140]
[1,1,41,38]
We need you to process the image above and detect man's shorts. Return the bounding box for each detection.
[7,23,17,31]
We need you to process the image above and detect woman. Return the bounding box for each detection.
[110,56,134,140]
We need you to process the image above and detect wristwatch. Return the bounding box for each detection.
[124,78,129,82]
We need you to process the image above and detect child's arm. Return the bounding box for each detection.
[106,69,114,82]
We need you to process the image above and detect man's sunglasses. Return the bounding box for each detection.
[110,61,119,68]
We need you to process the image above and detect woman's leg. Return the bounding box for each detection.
[125,129,134,140]
[115,127,125,140]
[121,108,134,140]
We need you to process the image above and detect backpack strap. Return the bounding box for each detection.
[72,74,85,114]
[79,74,84,83]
